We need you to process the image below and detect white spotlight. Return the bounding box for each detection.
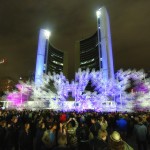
[96,9,101,18]
[43,29,51,39]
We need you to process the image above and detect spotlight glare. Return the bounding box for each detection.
[96,9,101,18]
[43,30,51,39]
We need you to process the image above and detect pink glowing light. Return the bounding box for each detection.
[6,84,32,107]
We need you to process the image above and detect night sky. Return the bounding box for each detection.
[0,0,150,81]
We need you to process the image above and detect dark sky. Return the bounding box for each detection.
[0,0,150,81]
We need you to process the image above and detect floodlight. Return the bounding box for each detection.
[43,29,51,39]
[96,9,101,18]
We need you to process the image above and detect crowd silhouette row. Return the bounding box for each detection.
[0,109,150,150]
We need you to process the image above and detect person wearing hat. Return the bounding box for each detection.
[108,131,133,150]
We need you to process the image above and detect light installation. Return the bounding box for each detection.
[5,69,150,112]
[6,82,32,107]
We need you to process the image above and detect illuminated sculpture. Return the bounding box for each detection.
[5,69,150,111]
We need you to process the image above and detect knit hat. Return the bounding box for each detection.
[59,114,67,123]
[110,131,121,142]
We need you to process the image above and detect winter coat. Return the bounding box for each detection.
[134,123,147,141]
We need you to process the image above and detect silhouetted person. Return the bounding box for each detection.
[19,122,33,150]
[134,116,148,150]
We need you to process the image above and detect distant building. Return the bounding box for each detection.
[75,7,114,80]
[0,78,16,93]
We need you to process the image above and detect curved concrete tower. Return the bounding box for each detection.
[97,7,114,80]
[35,29,50,85]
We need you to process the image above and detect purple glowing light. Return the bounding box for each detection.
[6,69,150,111]
[133,82,149,93]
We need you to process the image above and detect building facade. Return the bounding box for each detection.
[76,32,99,71]
[75,7,114,80]
[35,7,114,85]
[47,44,64,74]
[35,29,68,85]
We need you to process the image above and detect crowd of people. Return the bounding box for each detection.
[0,109,150,150]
